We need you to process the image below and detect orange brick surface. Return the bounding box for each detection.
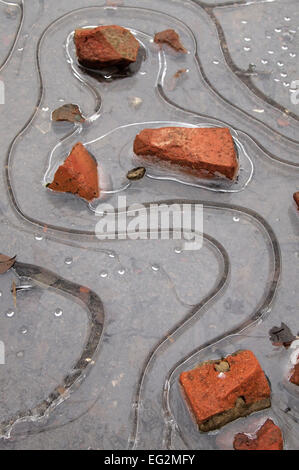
[180,350,271,428]
[74,25,140,68]
[48,142,99,202]
[233,419,283,450]
[133,127,239,180]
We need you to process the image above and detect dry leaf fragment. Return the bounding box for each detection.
[269,322,296,348]
[11,281,17,307]
[0,254,16,274]
[174,68,187,79]
[154,29,187,54]
[293,192,299,210]
[168,68,188,91]
[52,104,85,123]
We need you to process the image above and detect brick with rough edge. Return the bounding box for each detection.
[134,127,239,180]
[74,25,140,69]
[48,142,100,202]
[180,350,271,432]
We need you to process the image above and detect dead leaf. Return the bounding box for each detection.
[174,68,187,79]
[52,104,85,123]
[0,254,16,274]
[293,192,299,210]
[269,322,296,348]
[168,68,188,91]
[11,281,17,307]
[154,29,187,54]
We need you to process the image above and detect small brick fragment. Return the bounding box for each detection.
[233,419,283,450]
[48,142,100,201]
[134,127,239,180]
[180,350,271,432]
[74,25,140,69]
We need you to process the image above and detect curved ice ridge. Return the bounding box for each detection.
[128,200,280,449]
[5,4,299,236]
[0,260,105,439]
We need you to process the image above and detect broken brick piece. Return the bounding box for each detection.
[74,25,140,69]
[293,192,299,210]
[48,142,100,202]
[134,127,239,180]
[154,29,187,53]
[52,104,85,123]
[180,350,271,432]
[233,419,283,450]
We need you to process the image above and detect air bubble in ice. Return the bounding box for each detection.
[174,247,182,254]
[100,271,108,278]
[233,216,240,222]
[5,309,15,318]
[34,234,43,241]
[64,257,73,265]
[118,268,125,276]
[54,308,63,317]
[151,264,160,272]
[20,326,28,335]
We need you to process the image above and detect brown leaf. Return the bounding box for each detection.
[0,254,16,274]
[52,104,85,123]
[154,29,187,54]
[11,281,17,307]
[293,192,299,210]
[269,322,296,348]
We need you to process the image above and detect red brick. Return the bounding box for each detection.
[133,127,239,180]
[48,142,100,201]
[233,419,283,450]
[74,25,140,69]
[180,350,271,432]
